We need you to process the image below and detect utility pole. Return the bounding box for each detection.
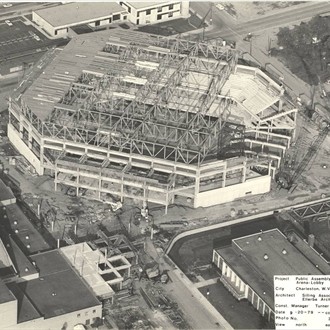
[250,37,253,56]
[268,36,272,57]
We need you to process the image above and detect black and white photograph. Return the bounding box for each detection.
[0,1,329,329]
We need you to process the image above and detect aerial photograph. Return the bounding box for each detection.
[0,1,329,329]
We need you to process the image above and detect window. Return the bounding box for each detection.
[157,6,162,12]
[113,14,120,21]
[136,19,139,24]
[137,11,140,17]
[169,12,173,18]
[86,319,90,325]
[77,314,81,318]
[123,15,127,20]
[55,30,58,35]
[169,4,174,10]
[127,5,131,13]
[157,14,162,20]
[146,9,151,15]
[95,20,100,27]
[93,309,96,314]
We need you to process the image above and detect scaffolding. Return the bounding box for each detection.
[8,29,297,210]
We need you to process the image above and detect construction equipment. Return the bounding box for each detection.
[145,263,160,279]
[277,127,329,191]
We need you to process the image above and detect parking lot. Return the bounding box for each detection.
[0,17,53,60]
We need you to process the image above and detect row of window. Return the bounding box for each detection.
[77,309,97,318]
[137,3,178,17]
[157,10,180,20]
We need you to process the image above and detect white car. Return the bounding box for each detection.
[34,35,41,41]
[5,20,13,26]
[3,3,12,8]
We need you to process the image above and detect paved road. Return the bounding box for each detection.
[190,2,330,99]
[191,2,330,40]
[167,268,232,329]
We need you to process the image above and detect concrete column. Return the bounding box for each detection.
[278,99,283,112]
[19,120,23,139]
[120,176,124,203]
[242,160,247,183]
[193,170,201,208]
[76,169,80,196]
[222,164,227,188]
[54,166,58,192]
[98,175,102,200]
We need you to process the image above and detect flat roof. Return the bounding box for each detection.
[125,1,172,9]
[217,229,323,309]
[6,282,41,323]
[0,179,15,202]
[34,2,125,28]
[21,250,101,319]
[5,204,50,254]
[0,279,16,304]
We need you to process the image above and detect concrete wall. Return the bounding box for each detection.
[194,176,271,208]
[32,12,55,36]
[7,124,43,175]
[0,300,17,328]
[4,305,102,330]
[0,198,16,206]
[123,1,186,25]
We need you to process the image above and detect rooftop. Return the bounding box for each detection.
[6,282,41,323]
[217,229,323,309]
[5,204,50,254]
[0,179,15,203]
[0,279,16,304]
[125,1,172,9]
[34,2,125,28]
[20,250,101,319]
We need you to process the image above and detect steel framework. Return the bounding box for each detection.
[35,36,239,165]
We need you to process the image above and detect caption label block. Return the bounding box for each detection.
[274,276,330,329]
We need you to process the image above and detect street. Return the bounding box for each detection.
[190,1,330,100]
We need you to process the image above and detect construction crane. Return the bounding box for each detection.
[277,127,329,192]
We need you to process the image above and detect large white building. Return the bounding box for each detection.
[33,2,127,37]
[8,29,297,212]
[119,1,190,25]
[213,229,330,323]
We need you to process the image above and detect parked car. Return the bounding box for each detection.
[5,20,13,26]
[3,3,13,8]
[34,35,41,41]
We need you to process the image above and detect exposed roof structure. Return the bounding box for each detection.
[10,29,297,208]
[217,229,323,309]
[34,2,125,28]
[19,29,288,167]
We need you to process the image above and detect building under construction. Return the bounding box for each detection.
[8,29,297,211]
